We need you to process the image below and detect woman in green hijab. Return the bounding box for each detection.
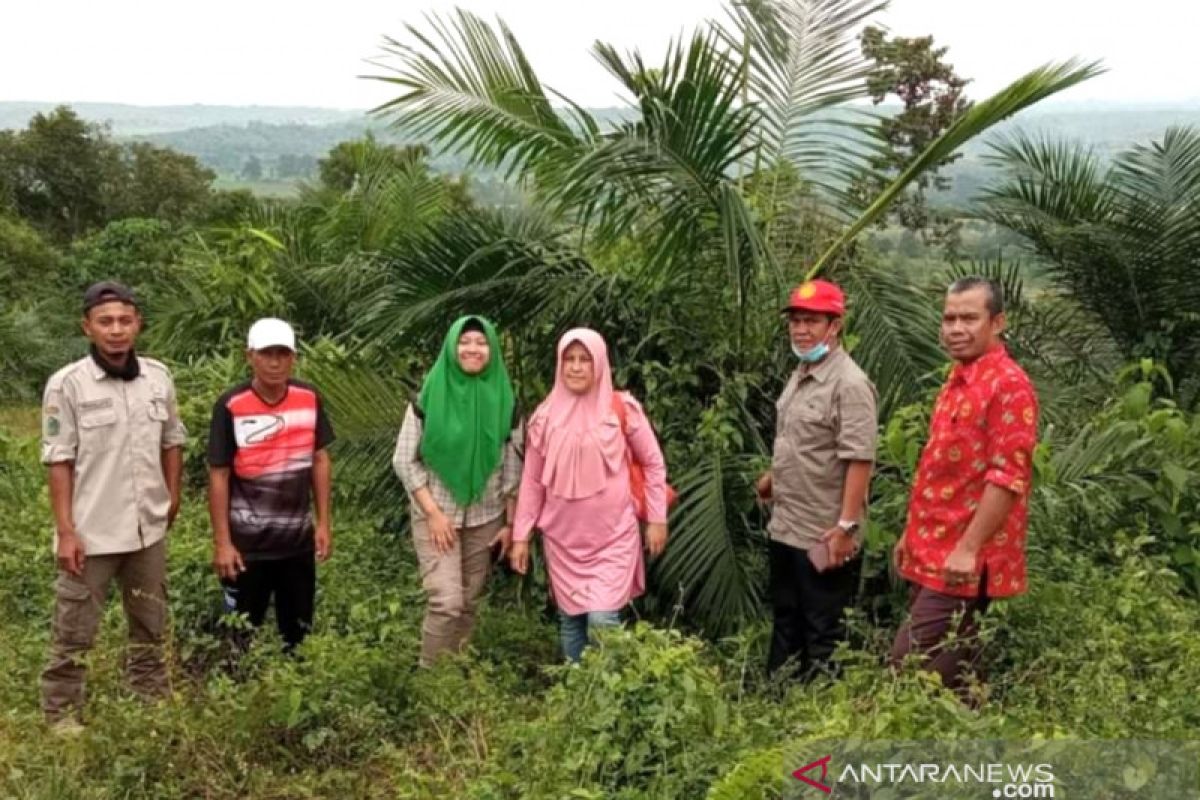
[392,316,521,665]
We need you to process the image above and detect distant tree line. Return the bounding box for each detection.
[0,106,247,240]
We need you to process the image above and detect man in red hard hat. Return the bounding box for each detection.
[756,279,878,680]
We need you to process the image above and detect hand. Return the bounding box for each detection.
[56,527,85,577]
[942,543,980,587]
[315,522,332,563]
[167,498,181,529]
[644,522,668,559]
[893,537,907,571]
[509,540,530,575]
[820,527,859,569]
[490,525,513,560]
[427,511,458,555]
[213,541,246,581]
[754,472,773,502]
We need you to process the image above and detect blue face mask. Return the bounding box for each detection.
[792,341,830,363]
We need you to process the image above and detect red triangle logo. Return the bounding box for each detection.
[792,755,833,793]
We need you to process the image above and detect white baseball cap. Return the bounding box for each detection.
[247,318,296,351]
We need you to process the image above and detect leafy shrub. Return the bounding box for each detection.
[475,624,739,799]
[4,364,1200,799]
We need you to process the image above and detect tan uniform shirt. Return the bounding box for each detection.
[41,355,188,556]
[768,347,878,550]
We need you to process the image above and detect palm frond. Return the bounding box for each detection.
[560,30,759,246]
[1109,127,1200,319]
[980,133,1112,231]
[1032,417,1157,533]
[266,151,455,340]
[809,58,1105,275]
[548,30,780,343]
[367,9,591,181]
[836,257,945,416]
[314,161,448,256]
[720,0,886,201]
[653,452,765,634]
[977,124,1200,398]
[301,348,416,516]
[347,206,624,360]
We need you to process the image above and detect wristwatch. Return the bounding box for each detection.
[837,519,860,535]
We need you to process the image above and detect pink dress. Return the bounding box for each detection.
[513,394,668,616]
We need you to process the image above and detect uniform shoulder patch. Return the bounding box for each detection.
[45,357,90,392]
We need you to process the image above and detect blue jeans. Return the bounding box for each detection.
[559,609,622,662]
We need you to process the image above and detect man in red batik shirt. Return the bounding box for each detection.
[890,276,1038,701]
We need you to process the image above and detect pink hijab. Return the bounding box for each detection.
[529,328,626,500]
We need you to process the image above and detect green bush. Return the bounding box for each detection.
[476,624,734,798]
[4,366,1200,798]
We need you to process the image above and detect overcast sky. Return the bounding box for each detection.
[3,0,1196,108]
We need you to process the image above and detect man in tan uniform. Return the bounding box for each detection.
[757,279,877,679]
[40,282,187,731]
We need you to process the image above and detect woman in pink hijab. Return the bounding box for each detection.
[510,328,669,661]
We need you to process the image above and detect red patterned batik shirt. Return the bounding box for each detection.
[898,345,1038,598]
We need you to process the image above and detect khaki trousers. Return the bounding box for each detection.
[41,539,170,720]
[411,515,501,666]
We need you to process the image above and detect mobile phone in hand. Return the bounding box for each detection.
[807,541,832,573]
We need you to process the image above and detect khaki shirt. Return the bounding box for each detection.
[41,355,188,556]
[768,347,878,549]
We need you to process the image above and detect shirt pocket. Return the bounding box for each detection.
[141,399,168,450]
[147,398,169,422]
[791,403,835,449]
[927,417,981,482]
[78,408,118,441]
[775,403,832,474]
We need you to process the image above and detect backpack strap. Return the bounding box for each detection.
[611,391,630,437]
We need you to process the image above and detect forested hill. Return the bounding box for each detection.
[4,101,1199,203]
[0,101,363,134]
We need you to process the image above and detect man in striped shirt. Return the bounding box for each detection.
[207,318,334,650]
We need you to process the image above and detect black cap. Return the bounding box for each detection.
[83,281,138,313]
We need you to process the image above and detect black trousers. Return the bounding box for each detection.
[767,539,860,679]
[223,552,316,650]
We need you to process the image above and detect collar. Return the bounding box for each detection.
[796,346,847,384]
[251,379,292,407]
[949,343,1007,387]
[89,345,141,382]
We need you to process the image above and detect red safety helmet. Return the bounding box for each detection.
[783,279,845,316]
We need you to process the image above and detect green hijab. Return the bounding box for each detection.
[418,315,515,506]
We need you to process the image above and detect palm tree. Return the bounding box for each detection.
[978,126,1200,406]
[351,0,1099,632]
